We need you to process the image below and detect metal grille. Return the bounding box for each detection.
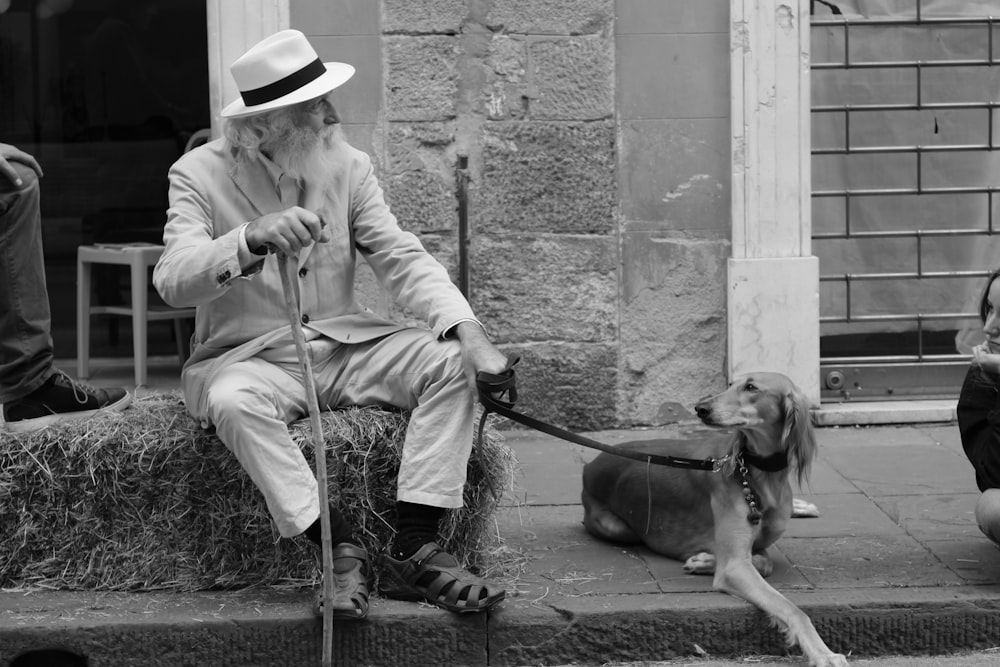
[811,4,1000,401]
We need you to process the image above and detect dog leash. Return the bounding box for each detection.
[475,359,724,472]
[475,360,777,525]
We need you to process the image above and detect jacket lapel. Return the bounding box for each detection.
[297,178,336,270]
[230,159,284,220]
[229,156,328,270]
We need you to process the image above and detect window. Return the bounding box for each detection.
[0,0,210,358]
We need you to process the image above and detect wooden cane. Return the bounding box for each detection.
[276,252,335,667]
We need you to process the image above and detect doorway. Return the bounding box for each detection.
[0,0,210,359]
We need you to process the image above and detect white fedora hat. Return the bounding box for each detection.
[221,29,355,119]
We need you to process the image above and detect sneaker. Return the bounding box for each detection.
[2,371,132,433]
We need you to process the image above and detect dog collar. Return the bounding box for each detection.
[740,449,788,472]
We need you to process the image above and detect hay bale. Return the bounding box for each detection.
[0,392,515,592]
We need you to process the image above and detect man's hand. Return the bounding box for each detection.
[453,321,509,397]
[245,206,330,256]
[972,342,1000,375]
[0,143,43,187]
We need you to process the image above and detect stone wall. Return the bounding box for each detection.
[293,0,731,430]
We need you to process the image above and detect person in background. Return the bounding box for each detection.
[152,30,508,620]
[0,143,131,433]
[957,267,1000,549]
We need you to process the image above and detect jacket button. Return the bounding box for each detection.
[301,314,310,324]
[299,267,308,278]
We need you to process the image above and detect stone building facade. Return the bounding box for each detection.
[206,0,815,430]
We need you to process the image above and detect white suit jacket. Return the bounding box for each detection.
[153,137,477,421]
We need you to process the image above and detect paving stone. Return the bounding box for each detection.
[794,456,861,495]
[782,492,909,539]
[870,493,981,541]
[819,442,973,496]
[779,534,966,588]
[496,505,660,599]
[921,538,1000,583]
[643,543,811,594]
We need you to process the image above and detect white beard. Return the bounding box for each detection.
[266,123,342,189]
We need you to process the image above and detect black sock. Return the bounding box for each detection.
[304,505,355,548]
[391,501,445,560]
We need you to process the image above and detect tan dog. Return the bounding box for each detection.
[581,372,848,667]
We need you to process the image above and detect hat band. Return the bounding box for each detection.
[239,58,326,107]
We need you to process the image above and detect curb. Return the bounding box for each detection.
[4,587,1000,666]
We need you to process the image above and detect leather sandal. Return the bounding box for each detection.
[379,542,505,614]
[313,543,370,621]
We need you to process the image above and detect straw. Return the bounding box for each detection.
[0,393,516,592]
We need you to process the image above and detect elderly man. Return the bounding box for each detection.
[153,30,508,620]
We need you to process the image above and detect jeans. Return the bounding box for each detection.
[0,162,54,402]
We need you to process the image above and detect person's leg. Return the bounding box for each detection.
[0,163,130,432]
[319,329,474,511]
[206,350,369,619]
[975,488,1000,549]
[0,162,54,401]
[316,329,504,613]
[206,355,326,538]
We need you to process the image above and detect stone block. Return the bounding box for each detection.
[490,595,790,666]
[484,35,529,120]
[496,506,661,596]
[501,438,599,506]
[476,121,616,234]
[619,234,729,424]
[779,534,965,588]
[383,0,467,34]
[620,118,730,232]
[528,35,613,120]
[618,33,729,120]
[496,342,618,431]
[0,593,490,667]
[616,0,729,35]
[818,442,973,496]
[470,234,616,344]
[385,36,460,121]
[385,123,458,234]
[387,170,457,234]
[487,0,613,35]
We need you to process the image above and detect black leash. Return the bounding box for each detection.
[475,359,787,525]
[475,359,723,472]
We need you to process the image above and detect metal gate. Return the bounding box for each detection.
[810,2,1000,401]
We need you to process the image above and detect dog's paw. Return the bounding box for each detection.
[792,497,820,518]
[751,552,773,577]
[814,653,848,667]
[683,552,716,575]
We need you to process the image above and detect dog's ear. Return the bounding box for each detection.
[781,389,816,487]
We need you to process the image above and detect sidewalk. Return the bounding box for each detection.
[3,367,1000,666]
[490,421,1000,665]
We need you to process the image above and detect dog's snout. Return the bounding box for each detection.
[694,395,713,418]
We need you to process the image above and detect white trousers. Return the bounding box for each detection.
[204,328,474,537]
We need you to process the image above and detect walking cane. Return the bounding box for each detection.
[276,252,335,667]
